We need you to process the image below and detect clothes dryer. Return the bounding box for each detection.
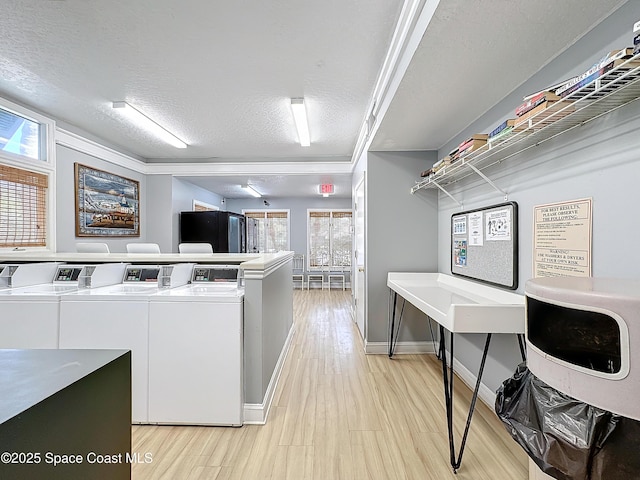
[59,263,193,423]
[0,263,127,349]
[148,265,244,425]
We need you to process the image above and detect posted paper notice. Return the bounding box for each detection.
[533,198,592,277]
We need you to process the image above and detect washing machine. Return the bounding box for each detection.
[148,264,244,426]
[0,264,17,292]
[0,262,60,289]
[59,263,193,423]
[0,263,127,349]
[0,262,65,348]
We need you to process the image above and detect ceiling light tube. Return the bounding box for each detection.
[241,185,262,198]
[112,101,187,149]
[290,98,310,147]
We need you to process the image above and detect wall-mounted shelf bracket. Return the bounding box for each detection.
[431,179,462,208]
[467,163,507,200]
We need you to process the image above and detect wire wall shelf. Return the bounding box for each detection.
[411,53,640,198]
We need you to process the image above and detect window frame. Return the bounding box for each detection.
[0,97,56,252]
[242,209,291,253]
[306,208,353,271]
[192,199,219,211]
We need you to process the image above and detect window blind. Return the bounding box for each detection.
[0,164,48,247]
[308,210,352,268]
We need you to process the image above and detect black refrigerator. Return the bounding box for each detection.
[179,211,247,253]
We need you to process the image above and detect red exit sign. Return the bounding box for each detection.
[320,184,334,194]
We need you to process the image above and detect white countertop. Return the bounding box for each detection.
[0,251,293,272]
[387,272,525,334]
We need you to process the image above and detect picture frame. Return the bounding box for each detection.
[75,163,140,237]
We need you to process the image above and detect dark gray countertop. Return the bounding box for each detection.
[0,349,129,424]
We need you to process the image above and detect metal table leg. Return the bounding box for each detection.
[517,333,527,361]
[439,325,493,473]
[387,290,405,358]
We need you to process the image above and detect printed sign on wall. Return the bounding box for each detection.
[533,198,592,277]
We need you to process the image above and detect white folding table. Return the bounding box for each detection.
[386,272,525,472]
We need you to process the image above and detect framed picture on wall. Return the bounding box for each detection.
[74,163,140,237]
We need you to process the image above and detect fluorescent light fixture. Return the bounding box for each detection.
[112,101,187,149]
[241,185,261,198]
[290,98,310,147]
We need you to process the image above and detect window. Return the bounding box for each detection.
[0,164,48,247]
[0,98,55,250]
[308,209,352,269]
[244,210,290,252]
[0,106,46,162]
[192,199,219,211]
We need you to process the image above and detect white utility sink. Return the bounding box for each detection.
[387,272,525,333]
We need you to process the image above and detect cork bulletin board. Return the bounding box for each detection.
[451,202,518,289]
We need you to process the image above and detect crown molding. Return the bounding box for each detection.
[55,128,147,174]
[56,127,353,177]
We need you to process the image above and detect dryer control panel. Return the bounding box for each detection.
[54,266,83,282]
[191,265,240,283]
[124,267,160,283]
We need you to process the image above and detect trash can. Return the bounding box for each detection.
[495,363,640,480]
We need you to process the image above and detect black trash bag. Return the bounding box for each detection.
[495,363,624,480]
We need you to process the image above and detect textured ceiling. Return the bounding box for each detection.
[0,0,403,160]
[0,0,630,198]
[371,0,629,151]
[181,174,353,200]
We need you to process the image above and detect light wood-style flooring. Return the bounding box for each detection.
[132,289,528,479]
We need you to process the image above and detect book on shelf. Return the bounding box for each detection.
[489,119,516,139]
[634,19,639,54]
[488,126,514,143]
[458,138,487,156]
[515,92,561,117]
[459,143,488,159]
[514,100,574,128]
[457,133,487,150]
[420,153,458,178]
[554,48,637,97]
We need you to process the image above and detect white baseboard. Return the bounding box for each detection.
[365,342,496,408]
[451,355,497,408]
[242,324,296,425]
[365,341,435,355]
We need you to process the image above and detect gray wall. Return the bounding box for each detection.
[366,151,439,344]
[146,175,173,252]
[55,145,147,253]
[243,259,294,404]
[433,1,640,392]
[227,196,352,256]
[171,177,225,252]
